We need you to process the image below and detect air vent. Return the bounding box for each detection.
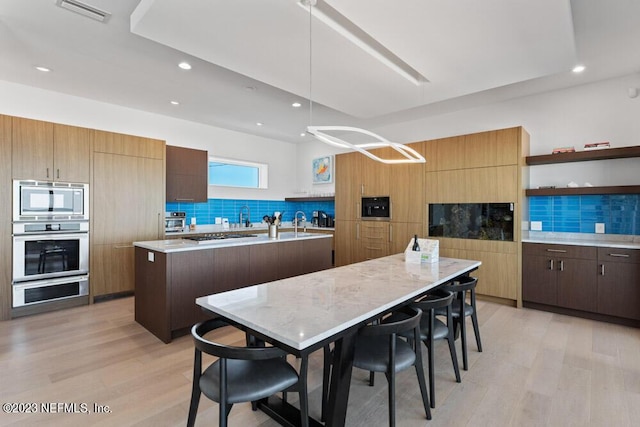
[56,0,111,23]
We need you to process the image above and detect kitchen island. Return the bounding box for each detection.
[134,232,332,342]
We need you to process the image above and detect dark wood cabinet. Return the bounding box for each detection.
[135,236,333,343]
[166,145,208,202]
[524,243,640,324]
[597,247,640,320]
[522,243,597,312]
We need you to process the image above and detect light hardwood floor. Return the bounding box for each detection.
[1,296,640,426]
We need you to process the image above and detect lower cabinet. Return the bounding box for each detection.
[597,247,640,320]
[523,243,640,323]
[135,237,333,343]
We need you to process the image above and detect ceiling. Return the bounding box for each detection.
[0,0,639,144]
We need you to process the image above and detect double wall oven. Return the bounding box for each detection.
[12,180,89,309]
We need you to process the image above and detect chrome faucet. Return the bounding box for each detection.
[294,210,306,236]
[239,205,250,227]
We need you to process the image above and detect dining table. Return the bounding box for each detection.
[196,253,481,427]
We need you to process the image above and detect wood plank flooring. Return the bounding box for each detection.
[1,296,639,426]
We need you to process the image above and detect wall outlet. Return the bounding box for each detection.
[531,221,543,231]
[595,223,605,234]
[148,251,155,262]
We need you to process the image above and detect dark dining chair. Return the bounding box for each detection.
[407,289,460,408]
[187,318,309,427]
[436,275,483,370]
[322,306,431,427]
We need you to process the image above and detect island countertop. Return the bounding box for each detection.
[134,231,332,253]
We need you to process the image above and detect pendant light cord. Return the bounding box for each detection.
[308,2,313,128]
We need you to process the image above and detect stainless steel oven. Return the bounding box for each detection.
[13,180,89,221]
[12,224,89,283]
[13,275,89,307]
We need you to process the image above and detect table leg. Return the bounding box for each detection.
[324,332,357,427]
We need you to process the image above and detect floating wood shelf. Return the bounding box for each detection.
[526,145,640,165]
[284,196,334,202]
[526,185,640,196]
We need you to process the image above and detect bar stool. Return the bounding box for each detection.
[436,275,482,370]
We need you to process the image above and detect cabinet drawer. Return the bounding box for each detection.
[523,243,596,260]
[597,247,640,264]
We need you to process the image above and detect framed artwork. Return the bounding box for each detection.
[312,155,333,184]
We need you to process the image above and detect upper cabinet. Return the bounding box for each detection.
[166,145,208,203]
[12,117,90,182]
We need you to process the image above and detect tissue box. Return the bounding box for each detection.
[404,238,439,264]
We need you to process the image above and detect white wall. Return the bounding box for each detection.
[0,80,298,200]
[370,73,640,189]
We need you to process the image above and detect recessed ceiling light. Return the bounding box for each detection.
[178,62,192,70]
[35,66,51,72]
[300,132,306,137]
[292,102,302,108]
[572,65,586,73]
[256,122,263,126]
[170,101,180,105]
[245,86,256,92]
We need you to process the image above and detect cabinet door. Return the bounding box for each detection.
[335,152,362,220]
[334,220,358,267]
[302,237,333,273]
[388,143,424,223]
[0,115,11,320]
[598,261,640,320]
[389,222,423,255]
[556,257,597,312]
[522,253,557,305]
[277,240,305,279]
[361,150,389,196]
[53,124,90,183]
[166,145,207,202]
[250,244,280,284]
[91,244,136,296]
[12,117,53,180]
[93,153,164,245]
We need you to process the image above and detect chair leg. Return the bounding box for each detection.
[424,338,435,408]
[414,344,432,419]
[369,371,375,386]
[219,403,232,427]
[447,335,461,383]
[186,389,200,427]
[388,369,396,427]
[460,316,468,371]
[471,311,483,352]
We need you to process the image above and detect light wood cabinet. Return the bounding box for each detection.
[166,145,208,202]
[335,152,362,220]
[425,127,529,305]
[360,221,389,261]
[12,117,90,182]
[389,222,423,255]
[0,115,11,320]
[91,130,165,298]
[334,220,358,267]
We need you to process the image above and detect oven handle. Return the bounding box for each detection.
[13,232,89,242]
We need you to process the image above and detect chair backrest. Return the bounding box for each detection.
[412,289,455,311]
[191,318,288,361]
[361,306,422,338]
[446,275,478,293]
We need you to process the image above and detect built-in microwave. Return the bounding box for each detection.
[361,196,391,221]
[13,180,89,221]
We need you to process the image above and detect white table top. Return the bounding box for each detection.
[196,254,481,352]
[134,231,332,253]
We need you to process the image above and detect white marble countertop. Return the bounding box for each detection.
[134,231,332,253]
[165,221,334,236]
[196,254,481,351]
[523,231,640,249]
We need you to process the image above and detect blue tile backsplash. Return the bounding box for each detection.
[529,195,639,235]
[166,199,335,226]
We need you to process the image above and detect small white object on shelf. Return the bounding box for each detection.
[404,238,439,264]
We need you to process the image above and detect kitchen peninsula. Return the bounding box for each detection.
[134,232,332,343]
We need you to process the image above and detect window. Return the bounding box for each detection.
[208,157,268,189]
